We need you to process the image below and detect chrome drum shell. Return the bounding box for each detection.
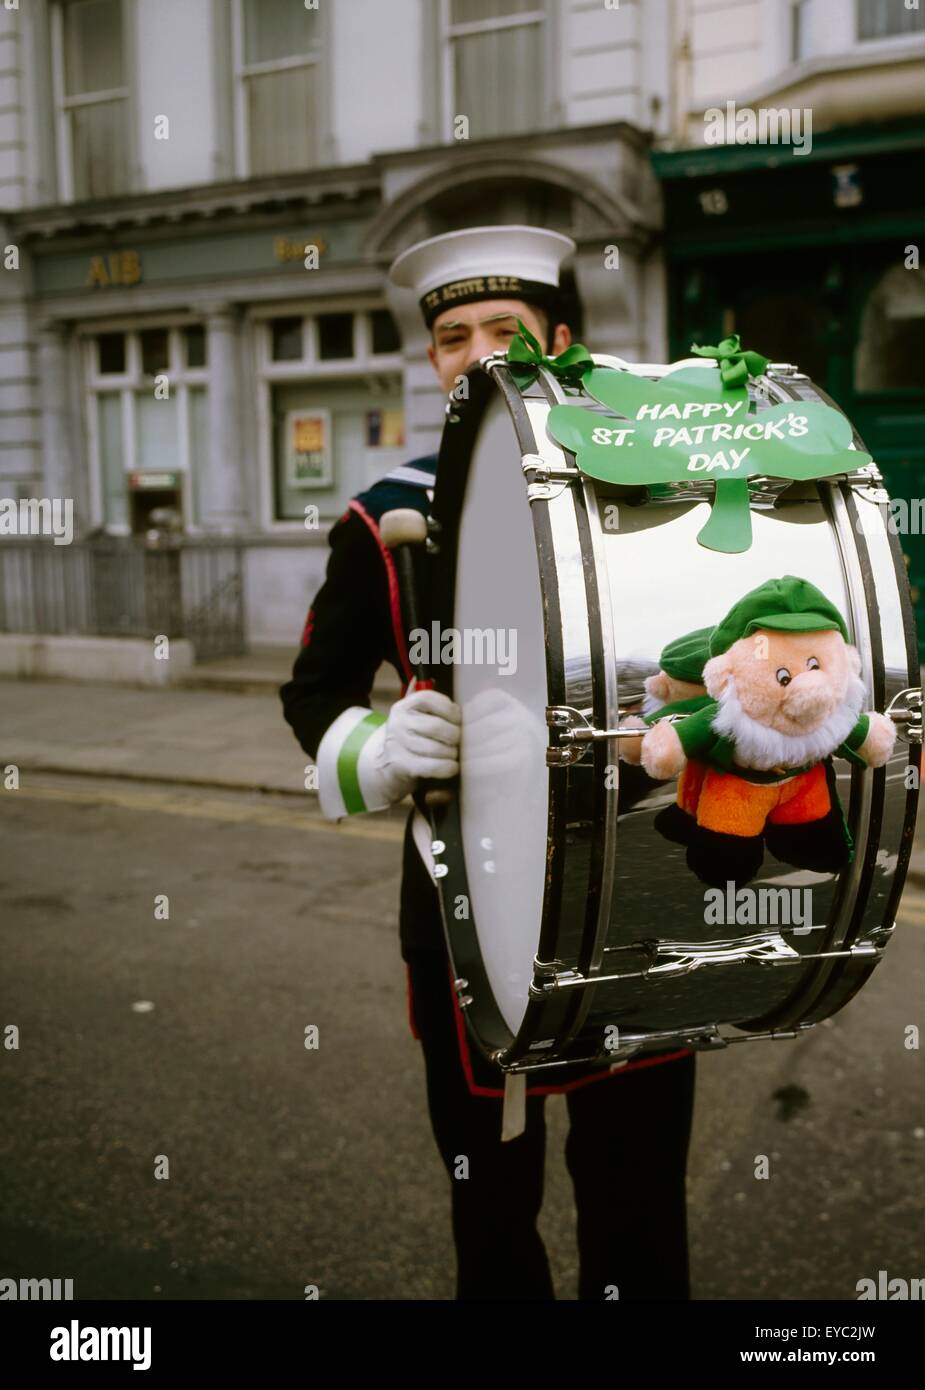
[427,358,920,1075]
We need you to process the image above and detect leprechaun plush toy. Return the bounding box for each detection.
[620,625,713,764]
[640,576,896,887]
[620,626,713,841]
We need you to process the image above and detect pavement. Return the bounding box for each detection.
[0,661,400,800]
[178,646,402,700]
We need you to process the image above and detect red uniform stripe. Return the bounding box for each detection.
[348,499,414,685]
[406,963,420,1040]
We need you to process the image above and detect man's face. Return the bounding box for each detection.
[427,299,572,395]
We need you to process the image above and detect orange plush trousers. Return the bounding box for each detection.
[694,762,831,837]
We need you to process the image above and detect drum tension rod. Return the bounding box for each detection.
[546,704,688,766]
[531,934,887,994]
[521,453,579,485]
[497,1021,818,1074]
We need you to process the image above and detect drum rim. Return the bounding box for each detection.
[427,364,538,1059]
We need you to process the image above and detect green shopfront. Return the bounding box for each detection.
[652,118,925,659]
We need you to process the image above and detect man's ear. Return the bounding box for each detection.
[426,341,437,371]
[703,651,734,698]
[550,322,572,355]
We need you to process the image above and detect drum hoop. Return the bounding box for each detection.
[428,360,612,1067]
[528,367,621,1038]
[427,366,518,1058]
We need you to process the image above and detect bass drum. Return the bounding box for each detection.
[426,354,921,1075]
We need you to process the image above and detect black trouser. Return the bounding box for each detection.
[402,816,698,1300]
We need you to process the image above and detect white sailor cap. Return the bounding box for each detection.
[388,224,576,328]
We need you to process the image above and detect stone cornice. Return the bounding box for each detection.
[10,163,382,241]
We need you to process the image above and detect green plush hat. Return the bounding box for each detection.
[709,576,849,656]
[659,625,714,683]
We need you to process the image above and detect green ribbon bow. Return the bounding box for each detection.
[507,318,595,386]
[689,334,769,390]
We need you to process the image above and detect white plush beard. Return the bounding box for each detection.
[711,671,866,770]
[642,691,665,716]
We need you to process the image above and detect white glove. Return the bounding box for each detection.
[372,689,462,803]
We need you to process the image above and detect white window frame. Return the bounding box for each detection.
[741,0,925,107]
[80,318,209,535]
[438,0,547,141]
[789,0,809,63]
[856,0,925,43]
[50,0,131,203]
[230,0,325,179]
[252,301,404,533]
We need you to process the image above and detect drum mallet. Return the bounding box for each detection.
[379,508,453,808]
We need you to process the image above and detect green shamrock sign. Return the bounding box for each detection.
[546,360,871,553]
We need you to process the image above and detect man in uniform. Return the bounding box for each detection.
[280,225,697,1300]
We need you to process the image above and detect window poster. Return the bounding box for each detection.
[285,408,333,488]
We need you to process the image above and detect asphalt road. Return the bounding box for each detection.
[1,770,923,1301]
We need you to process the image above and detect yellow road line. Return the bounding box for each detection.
[5,781,405,842]
[8,780,924,885]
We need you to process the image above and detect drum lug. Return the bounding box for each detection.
[430,839,449,879]
[885,686,923,744]
[546,703,664,765]
[847,940,880,959]
[530,956,583,998]
[480,350,511,373]
[844,461,883,483]
[763,363,808,379]
[547,705,591,765]
[528,480,568,503]
[453,977,473,1008]
[850,480,890,503]
[522,453,579,503]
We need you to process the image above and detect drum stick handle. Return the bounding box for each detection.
[380,510,453,809]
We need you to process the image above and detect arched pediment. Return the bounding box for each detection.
[362,152,653,262]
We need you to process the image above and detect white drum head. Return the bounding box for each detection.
[453,395,549,1035]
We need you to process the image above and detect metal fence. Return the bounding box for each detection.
[0,537,246,662]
